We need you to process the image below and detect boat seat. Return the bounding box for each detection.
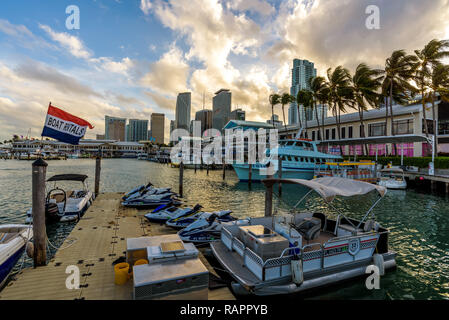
[295,217,321,241]
[338,224,363,236]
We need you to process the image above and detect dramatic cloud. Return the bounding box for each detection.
[39,24,92,59]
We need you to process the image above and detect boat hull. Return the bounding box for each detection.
[232,164,315,182]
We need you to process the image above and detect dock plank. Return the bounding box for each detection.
[0,193,235,300]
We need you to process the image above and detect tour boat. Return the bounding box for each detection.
[25,174,94,223]
[232,139,341,182]
[378,168,407,190]
[210,177,396,296]
[0,224,33,288]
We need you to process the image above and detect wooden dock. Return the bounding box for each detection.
[0,193,235,300]
[403,171,449,194]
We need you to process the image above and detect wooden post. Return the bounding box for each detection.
[445,182,449,195]
[278,157,282,196]
[222,163,226,180]
[179,161,184,197]
[207,164,209,175]
[431,180,436,193]
[248,164,252,188]
[32,158,47,267]
[264,183,273,217]
[95,156,101,196]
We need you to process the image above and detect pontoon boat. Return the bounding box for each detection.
[211,177,396,296]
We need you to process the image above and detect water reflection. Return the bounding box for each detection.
[0,159,448,299]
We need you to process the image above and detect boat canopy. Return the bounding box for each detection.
[47,174,88,182]
[263,177,386,203]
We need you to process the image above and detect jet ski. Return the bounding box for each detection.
[121,193,181,208]
[178,215,250,243]
[122,183,173,201]
[144,204,200,223]
[166,209,234,229]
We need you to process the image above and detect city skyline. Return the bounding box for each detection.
[1,1,449,142]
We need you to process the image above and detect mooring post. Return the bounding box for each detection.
[179,161,184,197]
[431,180,436,193]
[278,157,282,196]
[264,182,273,217]
[248,164,252,188]
[207,164,209,175]
[222,163,226,180]
[32,158,48,267]
[95,155,101,196]
[445,182,449,195]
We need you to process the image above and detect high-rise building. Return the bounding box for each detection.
[230,108,245,121]
[267,114,282,127]
[105,115,126,141]
[175,92,191,131]
[195,109,213,134]
[127,119,148,142]
[170,120,175,135]
[150,113,165,144]
[212,89,231,131]
[289,59,317,125]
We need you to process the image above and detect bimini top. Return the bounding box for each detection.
[47,174,88,182]
[263,177,386,203]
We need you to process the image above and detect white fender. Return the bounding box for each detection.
[373,253,385,276]
[291,258,303,285]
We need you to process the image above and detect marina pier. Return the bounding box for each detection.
[0,191,235,300]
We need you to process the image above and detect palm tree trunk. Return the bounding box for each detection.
[384,96,389,155]
[321,104,325,142]
[358,106,368,156]
[271,104,275,129]
[422,86,429,138]
[296,104,303,129]
[389,81,398,156]
[314,100,321,142]
[337,104,343,155]
[282,104,287,132]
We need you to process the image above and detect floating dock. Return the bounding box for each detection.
[0,193,235,300]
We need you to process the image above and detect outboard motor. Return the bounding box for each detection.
[45,202,61,224]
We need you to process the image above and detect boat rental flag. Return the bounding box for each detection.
[41,103,94,145]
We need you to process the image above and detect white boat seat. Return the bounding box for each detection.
[339,224,363,235]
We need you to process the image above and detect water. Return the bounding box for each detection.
[1,158,448,300]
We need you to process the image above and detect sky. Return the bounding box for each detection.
[0,0,449,143]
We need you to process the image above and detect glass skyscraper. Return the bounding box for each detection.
[289,59,317,125]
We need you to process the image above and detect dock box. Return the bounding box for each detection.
[238,225,289,260]
[126,234,180,265]
[133,258,209,300]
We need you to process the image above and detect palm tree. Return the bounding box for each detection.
[269,94,281,129]
[280,93,295,132]
[296,89,312,134]
[310,76,327,141]
[415,39,449,138]
[326,66,353,154]
[429,64,449,154]
[351,63,383,155]
[381,50,418,155]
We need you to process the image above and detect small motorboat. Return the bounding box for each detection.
[166,209,234,229]
[0,224,33,288]
[144,204,201,223]
[211,177,396,296]
[378,168,407,190]
[26,174,94,224]
[178,215,249,243]
[122,193,181,209]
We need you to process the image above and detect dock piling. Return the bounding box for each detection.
[32,158,48,267]
[179,161,184,197]
[278,157,282,196]
[248,164,252,188]
[95,156,101,196]
[264,182,273,217]
[222,163,226,180]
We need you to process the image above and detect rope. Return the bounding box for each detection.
[46,235,78,251]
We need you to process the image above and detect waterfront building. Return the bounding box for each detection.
[195,109,213,135]
[105,115,126,141]
[11,139,145,158]
[224,98,449,157]
[151,113,165,144]
[289,59,317,125]
[267,114,283,127]
[212,89,231,131]
[175,92,191,131]
[127,119,148,142]
[230,108,246,121]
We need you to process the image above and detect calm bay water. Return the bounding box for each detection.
[1,158,448,299]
